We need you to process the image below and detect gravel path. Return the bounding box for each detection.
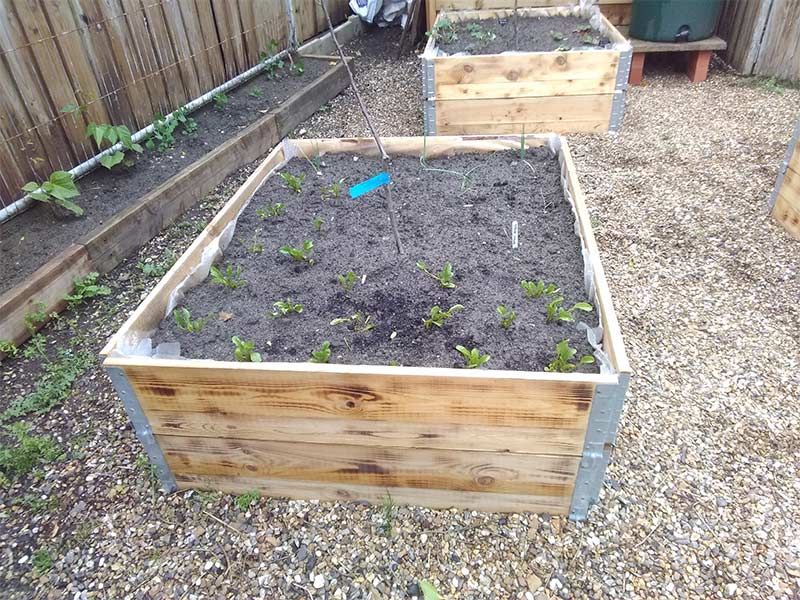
[1,27,799,600]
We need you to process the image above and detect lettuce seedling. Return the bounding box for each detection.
[174,307,210,333]
[146,113,178,151]
[521,279,560,298]
[279,240,314,264]
[309,341,331,363]
[268,299,303,318]
[281,172,305,193]
[249,87,263,98]
[551,30,565,41]
[497,305,516,329]
[423,304,463,330]
[544,340,594,373]
[232,336,261,362]
[331,312,375,332]
[455,345,490,369]
[210,265,246,289]
[416,261,456,289]
[312,216,324,231]
[256,202,285,219]
[212,92,229,110]
[64,272,111,309]
[546,297,593,323]
[337,271,357,293]
[321,178,346,199]
[22,171,82,216]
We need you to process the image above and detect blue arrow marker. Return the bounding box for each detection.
[349,172,390,199]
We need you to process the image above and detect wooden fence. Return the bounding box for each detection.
[0,0,349,209]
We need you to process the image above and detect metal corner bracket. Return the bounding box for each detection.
[768,118,800,211]
[609,49,632,132]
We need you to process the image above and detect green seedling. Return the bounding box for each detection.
[22,334,47,361]
[545,339,595,373]
[22,171,82,216]
[64,272,111,309]
[521,279,560,298]
[0,340,19,357]
[137,249,176,278]
[86,123,144,169]
[281,172,306,193]
[288,58,305,75]
[416,261,456,289]
[322,178,346,199]
[455,345,490,369]
[546,297,593,323]
[24,302,48,334]
[466,22,496,42]
[551,30,565,41]
[380,493,396,536]
[337,271,358,293]
[256,202,285,219]
[420,581,444,600]
[427,16,457,44]
[232,336,261,362]
[146,113,178,151]
[497,305,516,329]
[212,92,229,110]
[173,307,210,333]
[279,240,314,264]
[423,304,463,330]
[331,312,375,332]
[173,105,197,134]
[268,299,303,318]
[0,422,61,482]
[249,87,264,98]
[259,40,286,79]
[210,265,246,289]
[574,24,592,33]
[309,341,331,363]
[235,490,260,511]
[581,32,600,45]
[32,548,54,577]
[312,216,324,231]
[238,234,263,254]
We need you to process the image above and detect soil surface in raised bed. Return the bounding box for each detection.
[152,148,600,373]
[436,16,609,55]
[0,56,329,293]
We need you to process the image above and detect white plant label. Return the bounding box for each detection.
[512,220,519,249]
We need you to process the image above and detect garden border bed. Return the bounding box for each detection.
[0,20,362,356]
[421,7,632,135]
[101,134,631,521]
[769,117,800,239]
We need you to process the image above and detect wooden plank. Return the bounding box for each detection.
[148,411,587,455]
[161,0,202,99]
[629,36,727,54]
[175,0,214,94]
[120,0,170,115]
[752,0,800,81]
[779,166,800,210]
[192,0,227,87]
[293,0,317,43]
[177,473,571,513]
[210,0,241,78]
[158,435,580,497]
[141,0,188,110]
[788,141,800,175]
[237,0,258,67]
[273,60,349,135]
[600,2,631,26]
[772,194,800,240]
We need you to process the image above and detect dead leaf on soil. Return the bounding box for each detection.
[219,311,234,321]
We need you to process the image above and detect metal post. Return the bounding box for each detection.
[609,48,632,132]
[768,118,800,211]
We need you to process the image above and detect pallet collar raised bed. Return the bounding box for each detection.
[422,6,632,135]
[769,117,800,239]
[101,135,632,521]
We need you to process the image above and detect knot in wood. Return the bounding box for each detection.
[463,64,474,73]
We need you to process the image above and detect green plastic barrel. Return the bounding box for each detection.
[629,0,723,42]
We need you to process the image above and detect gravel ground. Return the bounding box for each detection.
[1,27,799,600]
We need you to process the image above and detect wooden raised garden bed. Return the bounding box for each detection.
[101,134,631,520]
[770,118,800,239]
[422,7,632,135]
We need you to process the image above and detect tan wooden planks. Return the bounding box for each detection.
[193,0,228,87]
[772,194,800,240]
[788,140,800,175]
[780,165,800,208]
[161,0,202,99]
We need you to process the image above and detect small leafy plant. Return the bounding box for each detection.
[427,16,457,44]
[279,240,314,264]
[256,202,285,219]
[521,279,560,298]
[281,172,306,193]
[24,302,48,334]
[331,312,375,332]
[321,178,346,199]
[210,265,246,289]
[238,234,263,254]
[173,307,210,333]
[232,336,261,362]
[86,123,143,169]
[173,105,197,134]
[212,92,229,110]
[312,216,324,231]
[581,32,601,46]
[259,40,285,79]
[0,340,19,357]
[22,171,82,216]
[64,272,111,309]
[455,345,490,369]
[268,299,303,318]
[337,271,357,293]
[545,340,595,373]
[248,87,263,98]
[466,22,496,42]
[416,261,456,289]
[0,422,61,482]
[288,58,305,76]
[546,297,593,323]
[497,305,517,329]
[146,113,178,151]
[137,249,176,278]
[423,304,463,330]
[380,493,396,536]
[309,341,331,363]
[551,30,565,41]
[235,489,260,511]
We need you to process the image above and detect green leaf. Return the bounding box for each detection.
[54,197,84,216]
[573,302,593,312]
[130,142,144,153]
[29,190,49,202]
[22,182,40,193]
[579,355,595,365]
[420,581,443,600]
[105,126,119,145]
[251,352,262,363]
[99,151,124,169]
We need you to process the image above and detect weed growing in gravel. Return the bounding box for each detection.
[420,581,444,600]
[331,312,375,332]
[64,272,111,309]
[32,548,53,576]
[137,249,176,278]
[521,279,560,298]
[249,87,263,98]
[312,215,324,231]
[466,22,496,42]
[279,240,314,264]
[173,307,210,333]
[268,299,303,318]
[321,178,346,199]
[0,423,61,483]
[22,171,82,216]
[337,271,358,293]
[232,336,261,362]
[256,202,285,219]
[309,341,331,363]
[427,16,457,44]
[545,340,594,373]
[235,490,260,511]
[210,265,246,289]
[380,493,396,536]
[24,303,48,334]
[16,493,59,514]
[546,297,593,323]
[193,490,220,506]
[423,305,464,330]
[135,455,159,488]
[212,92,229,111]
[86,122,143,169]
[22,334,48,361]
[455,345,490,369]
[0,340,19,357]
[281,172,306,193]
[497,305,517,329]
[417,261,456,288]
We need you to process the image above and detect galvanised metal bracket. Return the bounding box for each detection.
[424,100,437,136]
[422,58,436,101]
[609,49,632,132]
[768,118,800,211]
[569,373,630,521]
[106,366,177,493]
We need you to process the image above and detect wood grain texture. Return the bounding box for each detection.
[772,194,800,240]
[780,166,800,209]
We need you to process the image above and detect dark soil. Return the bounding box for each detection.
[153,149,599,373]
[0,55,328,293]
[436,16,609,55]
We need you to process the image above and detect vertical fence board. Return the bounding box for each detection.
[119,0,170,115]
[192,0,227,87]
[162,0,202,99]
[177,0,214,93]
[752,0,800,81]
[237,0,258,67]
[142,0,189,109]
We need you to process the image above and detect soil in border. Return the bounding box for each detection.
[152,149,600,373]
[0,56,329,292]
[435,16,610,55]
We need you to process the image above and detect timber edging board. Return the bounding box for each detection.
[0,53,351,356]
[101,135,632,520]
[421,7,632,135]
[769,118,800,239]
